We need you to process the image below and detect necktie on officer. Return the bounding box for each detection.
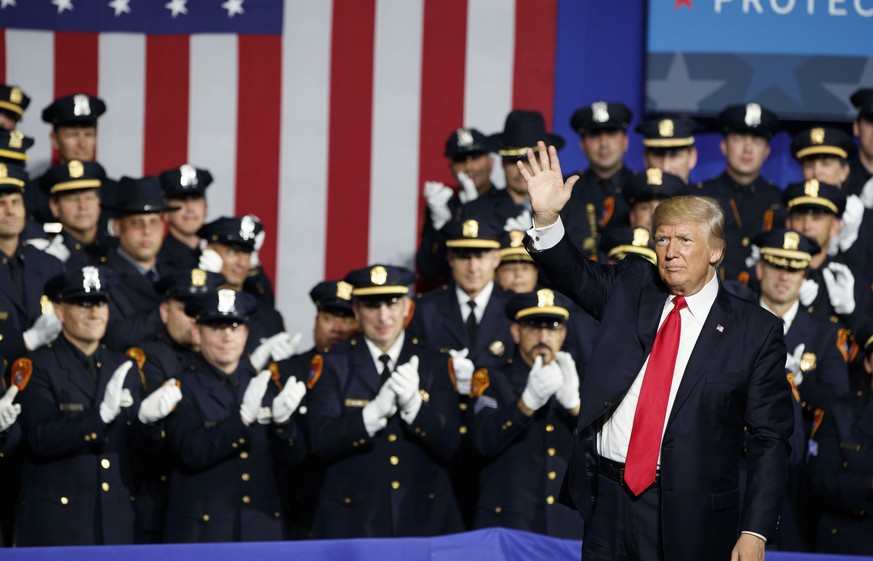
[378,354,392,380]
[624,295,687,496]
[465,300,477,344]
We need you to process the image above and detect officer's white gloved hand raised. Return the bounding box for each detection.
[0,386,21,433]
[23,313,62,352]
[100,362,134,424]
[198,240,224,274]
[504,210,532,233]
[822,262,856,315]
[240,370,271,426]
[423,181,454,231]
[553,351,581,410]
[521,356,563,411]
[798,279,819,307]
[249,332,299,371]
[272,376,306,425]
[449,348,474,396]
[457,172,479,204]
[138,379,183,424]
[390,356,422,421]
[362,383,397,437]
[834,195,864,253]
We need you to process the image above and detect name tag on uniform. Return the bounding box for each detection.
[344,399,369,408]
[203,421,217,428]
[59,403,84,412]
[0,311,9,320]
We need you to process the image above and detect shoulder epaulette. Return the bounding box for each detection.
[11,357,33,391]
[306,354,324,389]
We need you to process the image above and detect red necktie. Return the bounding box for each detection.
[624,295,687,496]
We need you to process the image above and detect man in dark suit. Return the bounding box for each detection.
[519,142,794,560]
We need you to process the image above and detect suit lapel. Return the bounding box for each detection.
[638,282,669,354]
[476,287,506,356]
[440,288,468,349]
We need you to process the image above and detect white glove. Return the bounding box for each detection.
[457,172,478,204]
[137,379,183,424]
[521,356,563,411]
[0,386,21,433]
[553,351,581,410]
[835,195,864,253]
[860,175,873,209]
[198,240,224,273]
[249,332,298,371]
[799,279,819,306]
[270,332,301,363]
[23,313,63,352]
[822,262,856,315]
[504,209,532,233]
[100,362,134,424]
[362,383,397,437]
[28,235,71,263]
[250,229,266,269]
[744,244,761,269]
[449,348,474,395]
[240,370,271,425]
[272,375,306,424]
[423,181,453,230]
[785,343,806,385]
[389,356,422,415]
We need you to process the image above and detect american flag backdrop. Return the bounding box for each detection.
[0,0,649,342]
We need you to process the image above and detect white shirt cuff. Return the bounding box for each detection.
[526,216,565,252]
[740,531,767,543]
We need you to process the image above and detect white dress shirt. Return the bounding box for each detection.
[456,281,494,324]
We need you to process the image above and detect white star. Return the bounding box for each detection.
[647,53,727,112]
[0,0,17,9]
[822,58,873,117]
[52,0,74,13]
[108,0,130,16]
[221,0,244,17]
[165,0,187,17]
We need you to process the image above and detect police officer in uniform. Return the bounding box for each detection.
[15,266,161,545]
[0,129,33,168]
[637,116,699,184]
[307,265,463,538]
[471,289,582,538]
[163,288,306,542]
[847,89,873,197]
[623,167,689,233]
[697,103,782,282]
[157,164,213,273]
[0,85,29,131]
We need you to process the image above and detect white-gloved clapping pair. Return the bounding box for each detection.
[239,370,307,426]
[422,172,478,231]
[249,332,302,371]
[520,352,580,413]
[362,356,423,437]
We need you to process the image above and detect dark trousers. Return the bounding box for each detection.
[582,473,663,561]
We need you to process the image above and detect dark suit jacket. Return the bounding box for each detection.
[530,232,794,560]
[104,250,163,350]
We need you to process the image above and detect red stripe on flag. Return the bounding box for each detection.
[53,32,99,163]
[323,0,377,279]
[0,30,6,83]
[143,35,189,175]
[234,35,282,283]
[512,0,557,129]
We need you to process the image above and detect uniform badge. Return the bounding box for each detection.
[306,354,324,389]
[336,281,353,301]
[0,163,6,178]
[488,340,505,357]
[646,167,663,185]
[217,289,237,314]
[462,219,480,239]
[632,228,650,247]
[73,94,91,116]
[470,368,490,398]
[474,395,498,414]
[68,160,84,179]
[810,127,825,145]
[191,268,207,287]
[370,265,388,286]
[456,128,474,147]
[179,164,198,188]
[11,358,33,391]
[658,119,674,138]
[9,87,22,104]
[125,347,148,389]
[599,196,615,229]
[803,179,819,197]
[744,103,762,127]
[8,130,23,149]
[82,266,102,293]
[240,215,256,241]
[591,101,609,123]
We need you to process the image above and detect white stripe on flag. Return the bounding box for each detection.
[98,33,146,179]
[189,34,239,221]
[277,0,334,343]
[5,30,54,177]
[368,0,424,269]
[464,0,516,134]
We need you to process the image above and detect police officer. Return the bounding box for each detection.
[0,85,29,131]
[102,176,180,350]
[496,230,538,294]
[567,101,636,239]
[848,89,873,197]
[698,103,782,282]
[471,289,582,538]
[600,227,657,266]
[0,129,34,167]
[15,266,161,545]
[163,288,306,542]
[157,164,213,273]
[0,163,63,361]
[636,116,699,184]
[807,332,873,555]
[307,264,462,538]
[623,167,689,232]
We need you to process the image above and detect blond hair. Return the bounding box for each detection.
[653,196,726,267]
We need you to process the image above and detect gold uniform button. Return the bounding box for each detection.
[238,438,246,444]
[494,506,502,514]
[505,421,512,428]
[84,435,91,442]
[101,459,111,469]
[101,483,110,492]
[274,512,281,518]
[343,497,352,505]
[545,424,554,432]
[240,451,249,459]
[241,473,250,481]
[459,426,467,435]
[547,471,557,480]
[547,447,556,456]
[242,496,251,504]
[232,442,239,449]
[160,475,167,482]
[391,481,400,490]
[389,456,399,466]
[60,497,69,505]
[546,496,555,505]
[202,514,210,522]
[427,492,436,500]
[91,432,98,439]
[831,528,838,534]
[387,434,397,442]
[459,402,468,411]
[96,361,102,368]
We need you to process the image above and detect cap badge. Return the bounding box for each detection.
[9,87,22,104]
[240,215,256,241]
[82,266,101,293]
[810,127,825,145]
[509,230,525,248]
[744,103,762,127]
[646,167,663,186]
[800,352,817,372]
[658,119,674,138]
[536,288,555,308]
[73,94,91,117]
[632,228,650,247]
[783,231,800,251]
[179,164,198,188]
[462,219,480,239]
[8,130,23,149]
[191,268,207,287]
[0,163,6,178]
[68,160,84,179]
[804,179,820,198]
[591,101,609,123]
[370,265,388,286]
[336,280,353,301]
[217,288,237,314]
[456,128,474,148]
